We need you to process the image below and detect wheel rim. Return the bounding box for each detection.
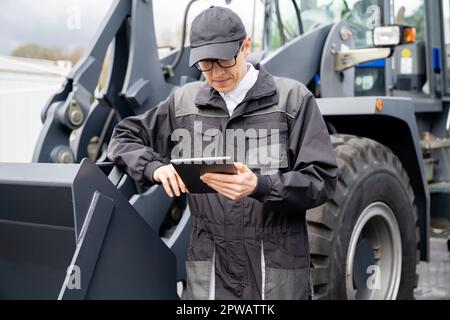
[346,202,402,300]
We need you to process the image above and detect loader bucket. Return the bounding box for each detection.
[0,158,177,299]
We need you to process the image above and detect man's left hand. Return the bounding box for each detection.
[200,163,257,200]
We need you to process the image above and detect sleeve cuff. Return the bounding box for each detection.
[249,174,272,202]
[143,161,165,185]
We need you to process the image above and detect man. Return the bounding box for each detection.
[108,6,338,300]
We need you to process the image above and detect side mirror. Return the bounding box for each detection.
[373,25,416,47]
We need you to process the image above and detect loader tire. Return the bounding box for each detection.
[307,134,420,300]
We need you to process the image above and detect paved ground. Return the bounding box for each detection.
[415,234,450,300]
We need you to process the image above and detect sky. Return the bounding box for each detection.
[0,0,113,55]
[0,0,264,56]
[0,0,428,56]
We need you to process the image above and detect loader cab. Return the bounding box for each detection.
[263,0,387,95]
[265,0,383,50]
[261,0,435,99]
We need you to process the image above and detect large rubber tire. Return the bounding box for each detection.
[307,134,420,300]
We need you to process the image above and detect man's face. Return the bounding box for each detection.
[201,37,251,94]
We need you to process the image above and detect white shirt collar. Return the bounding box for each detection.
[220,63,259,105]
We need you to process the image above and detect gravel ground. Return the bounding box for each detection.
[414,236,450,300]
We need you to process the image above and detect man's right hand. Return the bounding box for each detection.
[153,164,187,198]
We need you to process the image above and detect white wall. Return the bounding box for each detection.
[0,74,64,163]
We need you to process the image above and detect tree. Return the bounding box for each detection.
[10,44,59,60]
[10,44,85,65]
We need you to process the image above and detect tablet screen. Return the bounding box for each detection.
[170,157,236,193]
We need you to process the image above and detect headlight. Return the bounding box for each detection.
[373,26,401,47]
[373,25,416,47]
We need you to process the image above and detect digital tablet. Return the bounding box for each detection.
[170,156,237,194]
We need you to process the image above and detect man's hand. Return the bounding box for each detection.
[153,164,187,198]
[200,163,257,200]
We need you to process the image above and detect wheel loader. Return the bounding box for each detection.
[0,0,447,300]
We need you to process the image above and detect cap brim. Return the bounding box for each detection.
[189,41,240,67]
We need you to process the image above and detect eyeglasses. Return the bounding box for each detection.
[195,41,244,72]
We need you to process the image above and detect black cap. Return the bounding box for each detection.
[189,6,247,67]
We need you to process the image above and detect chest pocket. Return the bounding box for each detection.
[245,120,289,175]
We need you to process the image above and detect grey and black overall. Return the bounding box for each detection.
[108,65,338,300]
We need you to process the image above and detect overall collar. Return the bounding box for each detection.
[195,64,278,117]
